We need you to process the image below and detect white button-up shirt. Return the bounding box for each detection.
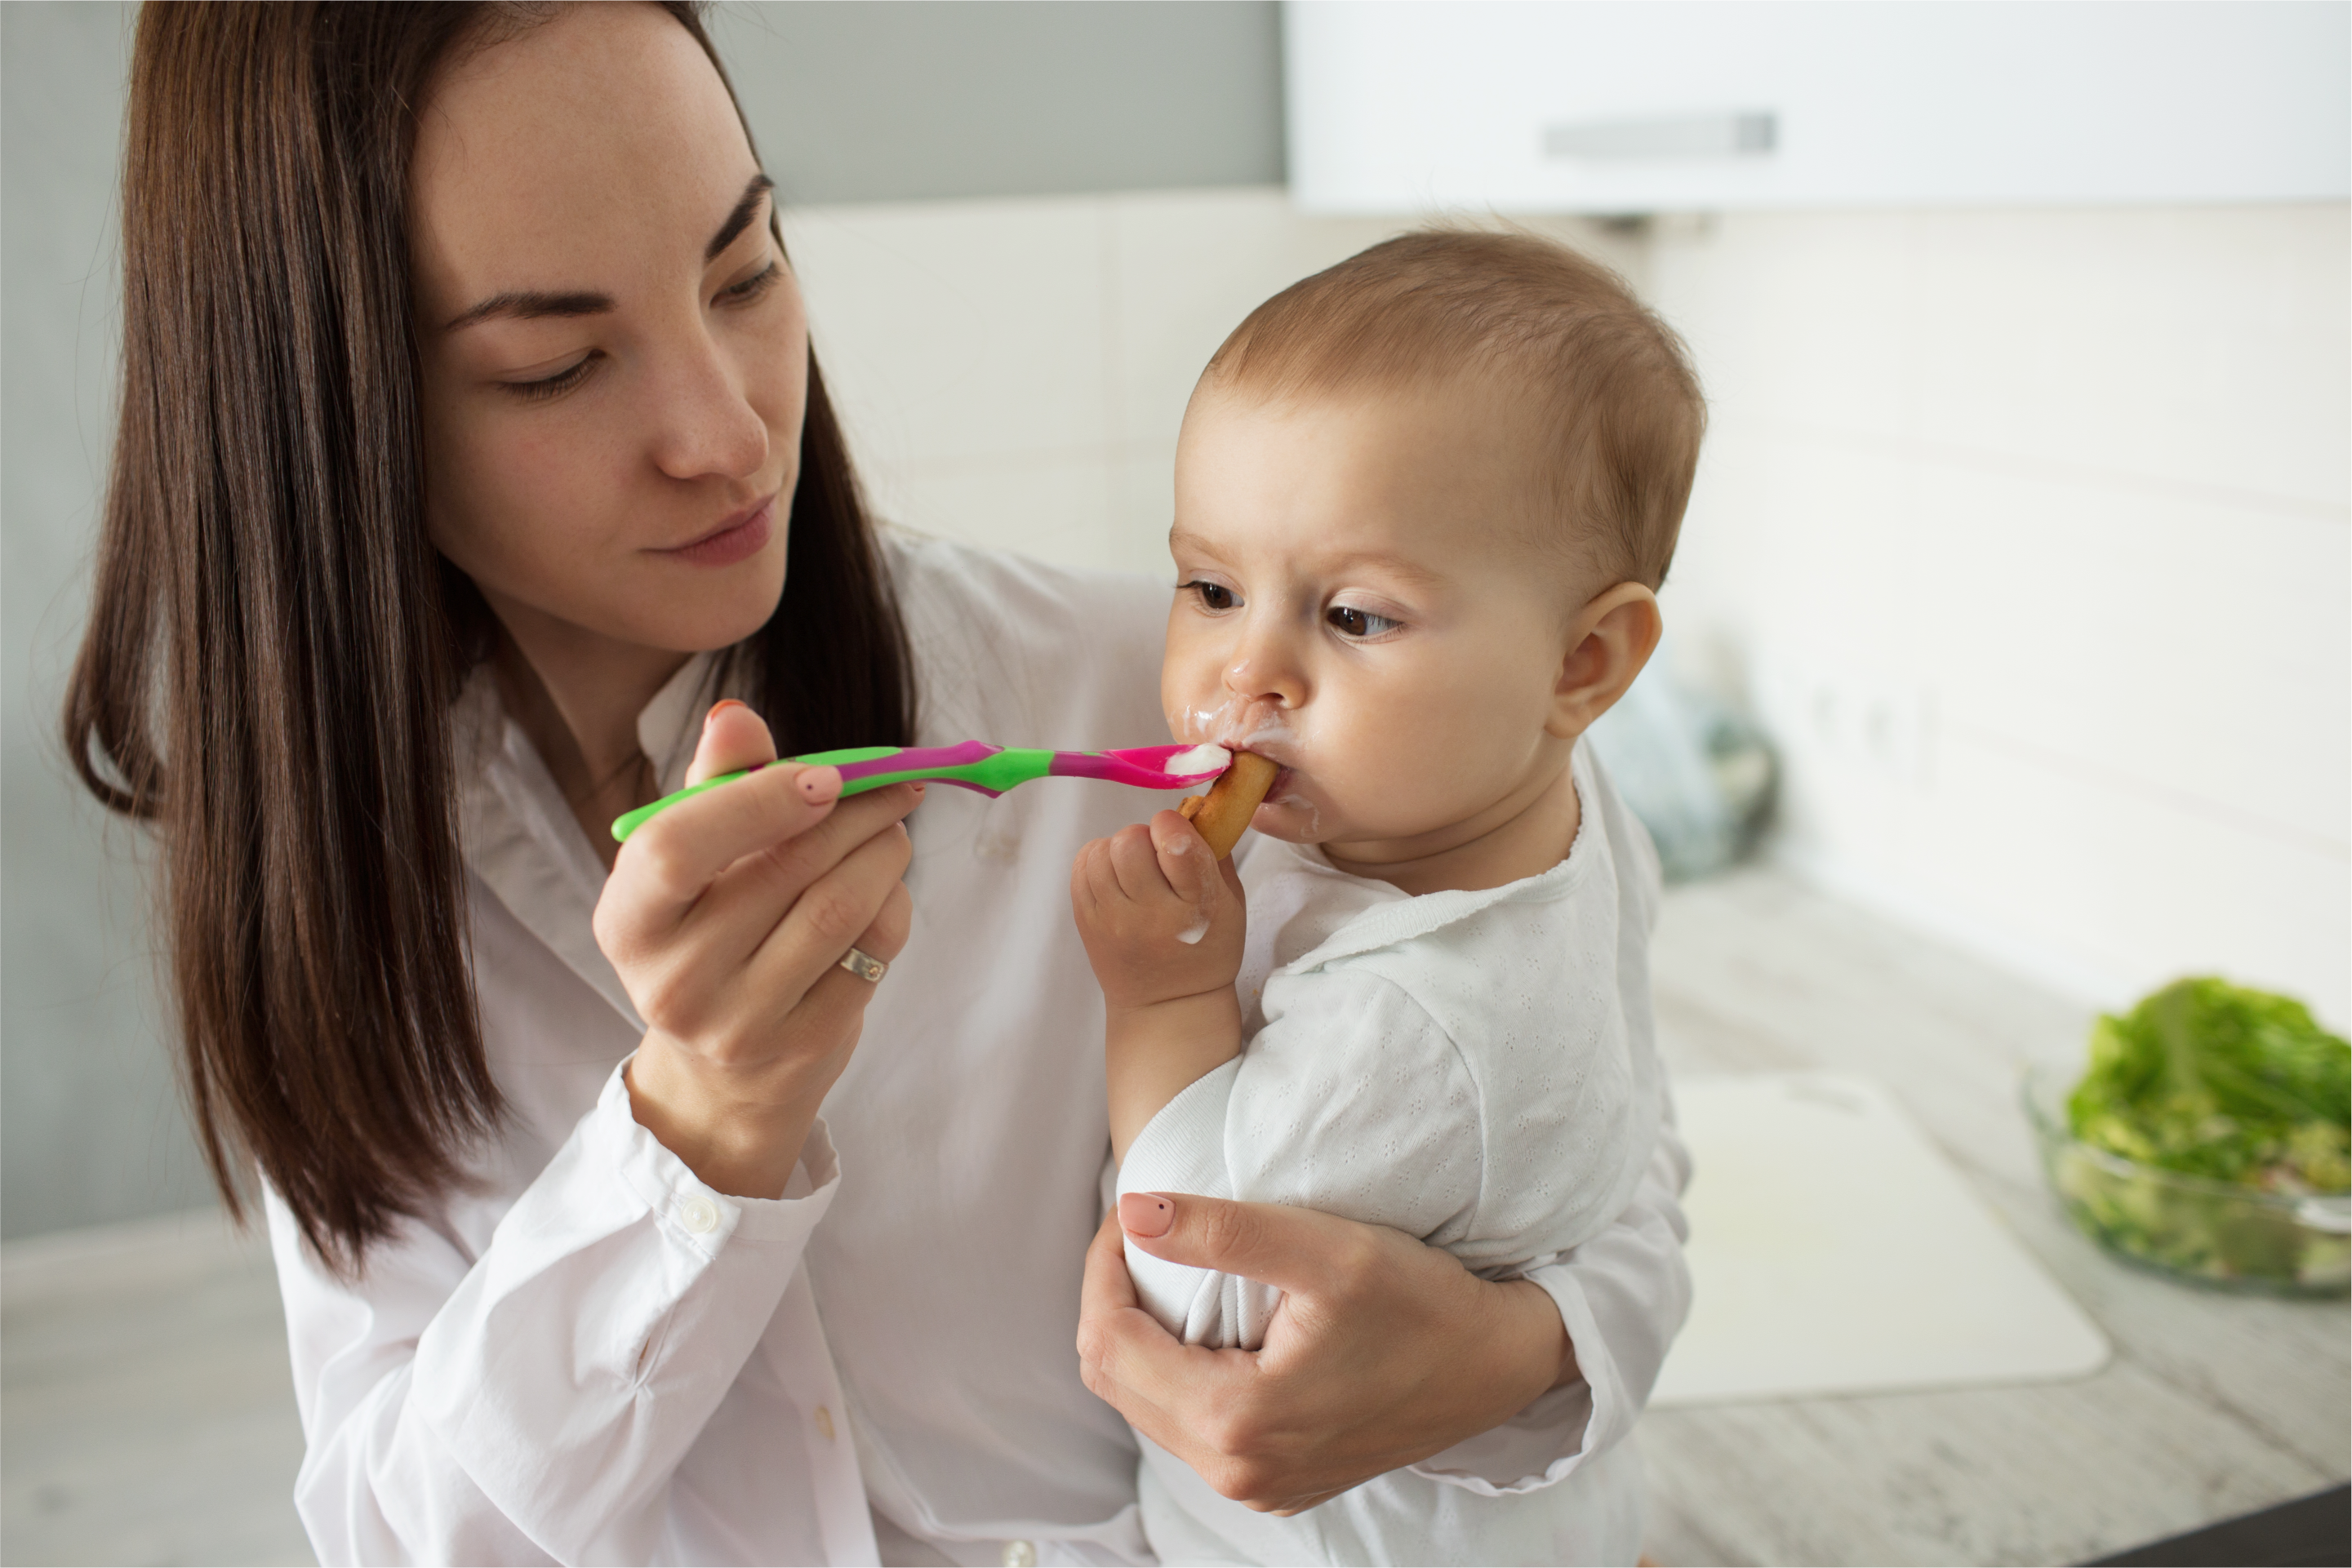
[1121,742,1666,1566]
[266,533,1693,1566]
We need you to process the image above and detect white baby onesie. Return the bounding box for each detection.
[1118,740,1664,1566]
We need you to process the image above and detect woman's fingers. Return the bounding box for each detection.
[1083,1206,1140,1313]
[1120,1192,1389,1297]
[727,875,914,1091]
[1077,1206,1376,1516]
[607,704,927,1199]
[1075,1274,1288,1507]
[771,939,902,1061]
[1077,1209,1195,1412]
[740,806,914,1006]
[687,699,777,785]
[643,800,913,1051]
[598,755,920,1064]
[1092,1194,1572,1513]
[677,784,916,952]
[608,761,843,917]
[861,878,915,965]
[1076,1210,1207,1450]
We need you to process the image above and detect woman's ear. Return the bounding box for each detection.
[1547,583,1663,740]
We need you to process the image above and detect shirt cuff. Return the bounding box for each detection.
[1407,1259,1614,1496]
[597,1052,843,1256]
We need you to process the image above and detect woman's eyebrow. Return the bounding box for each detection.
[443,289,613,332]
[442,175,776,332]
[705,173,775,263]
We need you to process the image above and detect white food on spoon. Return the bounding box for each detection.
[1166,742,1231,776]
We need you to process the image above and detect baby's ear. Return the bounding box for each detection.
[1550,583,1663,738]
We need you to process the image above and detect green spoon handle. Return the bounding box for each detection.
[610,744,1054,842]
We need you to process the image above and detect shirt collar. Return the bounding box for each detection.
[1257,740,1602,975]
[453,651,725,1026]
[637,651,727,795]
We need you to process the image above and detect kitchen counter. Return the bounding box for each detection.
[3,866,2342,1566]
[1638,868,2350,1567]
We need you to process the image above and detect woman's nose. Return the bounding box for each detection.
[647,331,769,482]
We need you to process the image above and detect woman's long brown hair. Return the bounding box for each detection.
[62,2,914,1275]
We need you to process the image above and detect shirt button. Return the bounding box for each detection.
[813,1405,835,1443]
[678,1195,719,1234]
[1001,1544,1037,1568]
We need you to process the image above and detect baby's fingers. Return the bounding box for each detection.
[1148,811,1225,909]
[1106,824,1178,904]
[1072,838,1115,922]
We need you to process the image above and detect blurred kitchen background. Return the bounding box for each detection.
[4,3,2345,1565]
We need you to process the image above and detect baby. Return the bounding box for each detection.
[1069,229,1705,1566]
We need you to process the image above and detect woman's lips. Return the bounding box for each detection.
[655,497,775,567]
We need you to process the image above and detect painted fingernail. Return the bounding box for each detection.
[798,766,842,802]
[1118,1193,1175,1238]
[705,698,748,730]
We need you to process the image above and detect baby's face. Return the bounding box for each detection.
[1163,382,1586,860]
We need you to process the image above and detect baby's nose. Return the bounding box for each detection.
[1222,649,1306,711]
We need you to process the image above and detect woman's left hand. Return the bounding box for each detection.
[1076,1193,1575,1513]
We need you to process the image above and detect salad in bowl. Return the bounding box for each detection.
[2027,977,2350,1294]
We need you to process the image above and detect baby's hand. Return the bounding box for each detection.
[1070,810,1245,1011]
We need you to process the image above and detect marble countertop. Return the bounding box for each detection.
[1638,869,2350,1567]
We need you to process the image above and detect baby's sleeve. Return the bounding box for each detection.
[1411,1096,1692,1495]
[1116,969,1484,1349]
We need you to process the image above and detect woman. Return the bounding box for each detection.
[65,4,1692,1562]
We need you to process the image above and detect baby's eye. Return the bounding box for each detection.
[1182,580,1238,612]
[1327,604,1400,639]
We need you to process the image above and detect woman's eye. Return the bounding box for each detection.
[501,353,598,402]
[1183,580,1238,612]
[721,261,781,306]
[1327,604,1400,639]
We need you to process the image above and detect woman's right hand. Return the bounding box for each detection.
[594,700,918,1199]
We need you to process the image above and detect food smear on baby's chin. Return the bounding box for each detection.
[1174,913,1211,945]
[1166,742,1231,777]
[1271,790,1323,838]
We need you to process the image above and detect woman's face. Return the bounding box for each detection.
[410,3,803,658]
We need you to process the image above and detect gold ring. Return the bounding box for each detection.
[838,946,887,984]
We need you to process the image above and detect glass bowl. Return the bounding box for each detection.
[2023,1065,2351,1295]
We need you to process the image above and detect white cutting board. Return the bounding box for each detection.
[1648,1073,2110,1407]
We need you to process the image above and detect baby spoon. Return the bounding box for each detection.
[611,740,1233,843]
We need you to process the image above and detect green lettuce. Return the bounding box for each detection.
[2068,977,2350,1195]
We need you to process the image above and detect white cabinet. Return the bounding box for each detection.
[1286,2,2350,214]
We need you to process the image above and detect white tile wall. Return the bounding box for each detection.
[1652,205,2350,1025]
[780,187,2347,1027]
[782,188,1642,578]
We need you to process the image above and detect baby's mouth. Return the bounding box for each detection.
[1212,740,1296,792]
